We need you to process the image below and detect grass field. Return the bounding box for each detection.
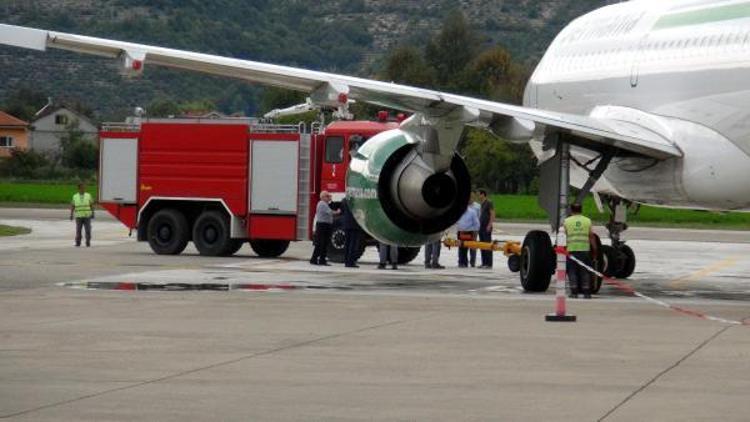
[492,194,750,229]
[0,183,98,205]
[0,224,31,237]
[1,183,748,228]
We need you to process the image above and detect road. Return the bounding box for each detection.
[0,208,748,421]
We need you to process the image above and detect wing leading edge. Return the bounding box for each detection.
[0,23,682,159]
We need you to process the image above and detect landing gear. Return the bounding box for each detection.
[517,134,637,293]
[520,231,555,292]
[602,197,636,279]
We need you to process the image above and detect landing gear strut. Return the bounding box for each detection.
[600,197,636,278]
[519,134,637,293]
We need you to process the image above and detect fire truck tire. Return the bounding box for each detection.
[221,239,244,257]
[396,247,420,265]
[519,230,554,292]
[193,211,233,257]
[147,209,189,255]
[249,239,290,257]
[327,221,348,263]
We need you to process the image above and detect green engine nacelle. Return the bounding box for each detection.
[346,128,471,247]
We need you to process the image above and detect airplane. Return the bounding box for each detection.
[2,0,749,293]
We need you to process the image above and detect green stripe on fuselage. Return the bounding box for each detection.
[654,3,750,30]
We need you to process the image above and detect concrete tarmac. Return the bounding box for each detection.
[1,209,749,421]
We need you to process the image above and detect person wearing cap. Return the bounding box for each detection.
[70,182,95,247]
[563,203,597,299]
[310,191,340,266]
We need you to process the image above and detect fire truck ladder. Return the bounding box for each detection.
[296,125,313,241]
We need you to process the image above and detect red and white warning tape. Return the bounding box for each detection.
[559,247,749,326]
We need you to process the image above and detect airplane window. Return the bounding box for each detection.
[325,136,344,163]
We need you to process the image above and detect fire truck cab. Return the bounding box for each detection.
[98,115,420,263]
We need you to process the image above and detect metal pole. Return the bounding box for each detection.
[557,140,570,238]
[546,139,576,322]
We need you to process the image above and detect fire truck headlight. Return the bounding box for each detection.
[346,129,471,247]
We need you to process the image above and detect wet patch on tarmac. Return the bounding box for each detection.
[56,269,750,303]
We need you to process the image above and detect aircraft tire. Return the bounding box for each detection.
[615,244,636,279]
[591,233,604,294]
[600,245,619,277]
[519,230,554,292]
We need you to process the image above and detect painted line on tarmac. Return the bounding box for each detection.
[667,256,740,288]
[564,249,749,326]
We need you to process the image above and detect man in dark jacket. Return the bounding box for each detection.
[341,197,361,268]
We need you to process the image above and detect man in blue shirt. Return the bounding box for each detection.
[456,198,480,268]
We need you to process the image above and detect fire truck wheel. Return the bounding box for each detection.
[396,247,420,265]
[147,209,189,255]
[221,239,244,257]
[193,211,232,257]
[249,239,290,257]
[327,221,347,263]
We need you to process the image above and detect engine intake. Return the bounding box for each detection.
[347,129,471,246]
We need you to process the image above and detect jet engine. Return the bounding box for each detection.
[346,128,471,247]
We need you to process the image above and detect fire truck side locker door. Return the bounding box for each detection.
[250,140,299,214]
[100,137,138,203]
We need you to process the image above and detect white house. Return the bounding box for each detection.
[30,103,98,155]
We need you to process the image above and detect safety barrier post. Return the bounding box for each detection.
[546,227,576,322]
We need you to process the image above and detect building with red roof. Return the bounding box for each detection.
[0,111,29,158]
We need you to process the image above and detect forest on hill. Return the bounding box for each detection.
[0,0,614,192]
[0,0,611,119]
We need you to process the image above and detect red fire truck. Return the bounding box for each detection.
[98,115,421,263]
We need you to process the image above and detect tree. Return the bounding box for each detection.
[147,98,181,118]
[2,87,48,121]
[381,45,435,87]
[258,87,306,115]
[3,149,48,178]
[424,10,478,90]
[60,120,97,170]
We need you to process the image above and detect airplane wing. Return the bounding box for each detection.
[0,24,682,160]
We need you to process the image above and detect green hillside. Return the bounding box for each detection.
[0,0,610,120]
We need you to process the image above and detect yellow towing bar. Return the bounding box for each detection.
[442,238,522,257]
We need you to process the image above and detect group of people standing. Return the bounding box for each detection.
[310,189,497,270]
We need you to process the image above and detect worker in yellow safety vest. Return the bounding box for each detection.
[563,203,597,299]
[69,183,95,247]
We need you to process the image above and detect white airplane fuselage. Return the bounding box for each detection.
[525,0,750,211]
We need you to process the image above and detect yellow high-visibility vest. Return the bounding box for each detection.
[72,192,93,218]
[564,214,591,252]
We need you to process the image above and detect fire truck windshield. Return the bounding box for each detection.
[349,135,367,155]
